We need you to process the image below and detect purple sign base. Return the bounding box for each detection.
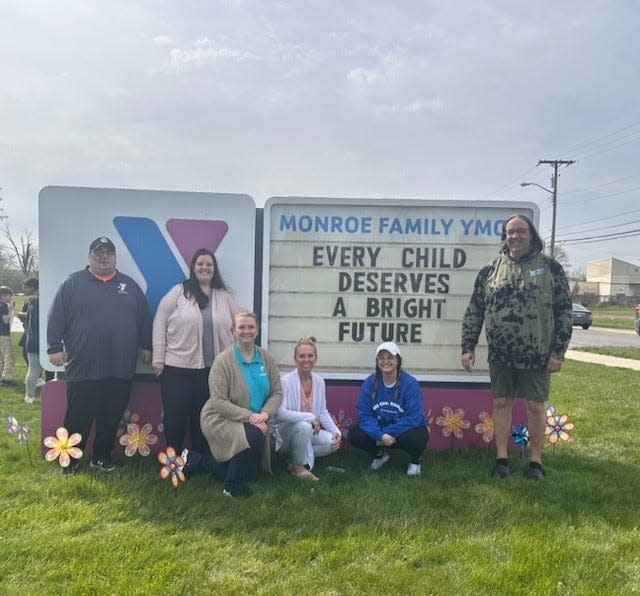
[40,380,527,456]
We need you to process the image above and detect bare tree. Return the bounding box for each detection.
[545,243,570,270]
[2,224,38,275]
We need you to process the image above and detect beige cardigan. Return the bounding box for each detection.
[201,345,283,469]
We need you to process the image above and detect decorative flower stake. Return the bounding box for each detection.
[119,423,158,457]
[545,411,575,448]
[511,424,530,458]
[474,411,495,444]
[117,409,141,439]
[158,447,185,489]
[43,427,83,469]
[334,410,353,438]
[435,406,471,447]
[7,415,33,465]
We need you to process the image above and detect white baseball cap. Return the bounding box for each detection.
[375,341,400,357]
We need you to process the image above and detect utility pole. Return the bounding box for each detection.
[537,159,575,259]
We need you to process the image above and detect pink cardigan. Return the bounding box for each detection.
[152,284,239,369]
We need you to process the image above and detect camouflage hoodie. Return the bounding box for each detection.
[461,248,572,369]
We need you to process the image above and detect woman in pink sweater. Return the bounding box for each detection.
[152,248,239,453]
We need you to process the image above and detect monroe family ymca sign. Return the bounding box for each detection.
[39,186,538,382]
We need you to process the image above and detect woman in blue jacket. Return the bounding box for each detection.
[348,342,429,476]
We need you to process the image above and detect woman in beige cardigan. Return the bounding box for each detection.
[189,310,282,498]
[152,248,238,453]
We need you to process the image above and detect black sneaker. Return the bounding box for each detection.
[61,461,81,476]
[524,464,545,479]
[491,462,512,478]
[90,458,117,472]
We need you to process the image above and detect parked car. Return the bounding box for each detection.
[572,303,592,329]
[635,304,640,336]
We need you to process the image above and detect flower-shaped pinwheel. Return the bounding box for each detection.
[7,416,30,445]
[545,411,575,445]
[511,424,530,447]
[43,427,83,468]
[334,410,353,437]
[435,406,471,439]
[546,404,556,418]
[117,409,141,439]
[474,411,494,443]
[158,447,185,488]
[119,423,158,457]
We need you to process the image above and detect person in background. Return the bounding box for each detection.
[18,278,46,403]
[348,342,429,476]
[0,285,16,386]
[47,237,152,474]
[188,310,282,498]
[152,248,239,453]
[272,336,341,481]
[461,214,572,480]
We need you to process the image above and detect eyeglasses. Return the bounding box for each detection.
[506,228,530,236]
[91,248,115,256]
[297,336,316,344]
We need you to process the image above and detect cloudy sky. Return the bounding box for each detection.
[1,0,639,272]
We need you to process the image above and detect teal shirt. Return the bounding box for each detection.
[232,343,270,412]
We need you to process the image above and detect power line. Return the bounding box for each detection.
[558,228,640,245]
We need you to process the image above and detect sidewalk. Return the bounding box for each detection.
[565,350,640,371]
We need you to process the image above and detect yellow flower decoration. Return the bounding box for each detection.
[119,423,158,457]
[435,406,471,439]
[474,411,494,443]
[43,427,83,468]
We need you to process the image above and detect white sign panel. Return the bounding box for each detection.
[39,186,256,371]
[263,197,538,381]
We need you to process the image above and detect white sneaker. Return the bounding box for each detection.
[178,449,189,473]
[370,452,390,471]
[406,463,422,476]
[24,395,35,404]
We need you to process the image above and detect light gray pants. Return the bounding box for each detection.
[25,352,43,398]
[277,420,335,466]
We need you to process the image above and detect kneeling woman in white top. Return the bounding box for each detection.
[272,337,341,481]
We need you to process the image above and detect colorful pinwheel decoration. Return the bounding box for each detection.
[119,423,158,457]
[43,427,83,469]
[117,409,141,439]
[545,408,575,448]
[119,422,158,477]
[334,410,353,438]
[7,415,33,465]
[158,446,185,489]
[435,406,471,447]
[511,424,530,458]
[474,411,494,444]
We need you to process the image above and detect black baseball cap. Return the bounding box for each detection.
[89,237,116,253]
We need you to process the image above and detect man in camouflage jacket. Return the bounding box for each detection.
[461,214,572,479]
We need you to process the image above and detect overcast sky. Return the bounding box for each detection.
[1,1,639,272]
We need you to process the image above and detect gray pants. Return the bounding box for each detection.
[277,420,335,466]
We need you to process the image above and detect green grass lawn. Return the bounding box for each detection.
[2,335,639,595]
[587,304,638,331]
[572,346,640,360]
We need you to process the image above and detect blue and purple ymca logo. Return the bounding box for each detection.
[113,216,228,314]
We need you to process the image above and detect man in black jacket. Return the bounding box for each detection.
[47,237,152,474]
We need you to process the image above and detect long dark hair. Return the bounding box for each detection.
[372,354,403,400]
[182,248,231,309]
[500,214,544,254]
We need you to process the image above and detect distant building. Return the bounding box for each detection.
[579,258,640,304]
